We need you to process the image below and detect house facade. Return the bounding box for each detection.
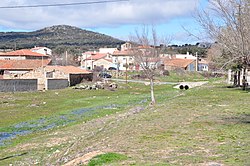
[20,65,92,90]
[198,59,209,71]
[92,58,114,70]
[121,42,132,51]
[80,52,112,70]
[112,50,135,70]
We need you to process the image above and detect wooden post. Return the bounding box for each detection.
[196,52,198,71]
[126,58,128,84]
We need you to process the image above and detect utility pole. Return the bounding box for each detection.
[196,52,198,72]
[85,53,87,70]
[65,51,68,66]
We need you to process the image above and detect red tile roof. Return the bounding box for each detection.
[137,45,153,49]
[45,66,91,74]
[164,58,195,68]
[112,50,132,56]
[0,49,49,57]
[86,53,107,60]
[0,59,51,70]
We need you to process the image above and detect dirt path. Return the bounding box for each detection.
[174,81,208,89]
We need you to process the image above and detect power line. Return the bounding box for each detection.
[0,0,129,9]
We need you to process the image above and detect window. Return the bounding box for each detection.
[0,70,4,75]
[46,72,53,78]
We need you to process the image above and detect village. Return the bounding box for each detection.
[0,0,250,165]
[0,41,214,92]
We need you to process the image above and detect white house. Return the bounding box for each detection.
[99,48,118,54]
[80,52,113,70]
[112,50,135,71]
[31,47,52,56]
[121,42,132,51]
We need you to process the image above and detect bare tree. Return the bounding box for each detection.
[196,0,250,86]
[129,26,169,105]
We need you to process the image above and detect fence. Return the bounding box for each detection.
[0,79,37,92]
[46,79,69,90]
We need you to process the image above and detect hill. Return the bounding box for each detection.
[0,25,124,50]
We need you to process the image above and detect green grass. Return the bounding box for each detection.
[157,71,209,82]
[0,79,249,166]
[88,153,128,166]
[0,83,150,128]
[0,82,174,148]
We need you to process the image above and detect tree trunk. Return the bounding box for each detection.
[242,67,247,90]
[150,78,156,105]
[237,70,241,87]
[233,71,237,86]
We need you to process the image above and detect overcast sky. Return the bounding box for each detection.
[0,0,208,44]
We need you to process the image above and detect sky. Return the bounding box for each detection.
[0,0,209,45]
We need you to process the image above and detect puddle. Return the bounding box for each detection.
[0,104,119,146]
[0,131,32,146]
[0,100,146,146]
[139,99,148,104]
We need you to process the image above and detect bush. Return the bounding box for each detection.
[162,70,170,76]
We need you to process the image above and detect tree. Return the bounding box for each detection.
[196,0,250,86]
[129,26,169,105]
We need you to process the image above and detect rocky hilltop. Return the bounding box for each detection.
[0,25,124,50]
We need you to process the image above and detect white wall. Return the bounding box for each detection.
[0,56,26,60]
[32,47,52,55]
[112,56,134,70]
[99,48,118,54]
[121,42,132,51]
[175,54,196,60]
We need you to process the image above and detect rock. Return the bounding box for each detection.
[109,83,118,88]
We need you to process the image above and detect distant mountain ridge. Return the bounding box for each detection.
[0,25,124,50]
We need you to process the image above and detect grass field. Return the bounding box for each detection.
[0,76,249,165]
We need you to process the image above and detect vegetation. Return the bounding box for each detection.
[129,26,171,105]
[88,153,128,166]
[168,44,208,57]
[0,25,124,51]
[0,74,249,165]
[196,0,250,86]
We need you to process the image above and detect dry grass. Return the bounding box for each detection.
[0,81,249,165]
